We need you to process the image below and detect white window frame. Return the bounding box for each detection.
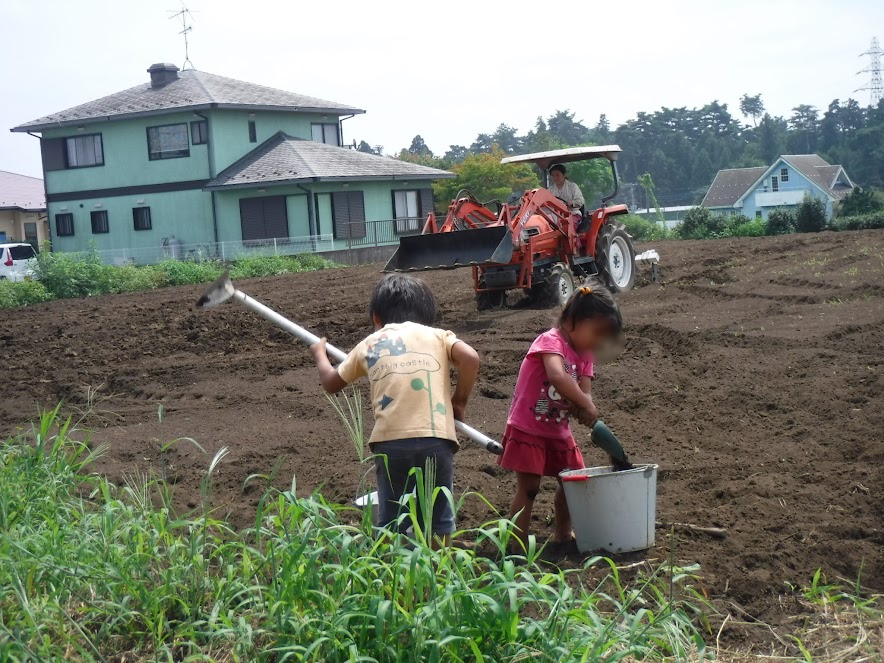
[311,122,341,146]
[66,134,104,168]
[780,167,789,182]
[771,176,779,192]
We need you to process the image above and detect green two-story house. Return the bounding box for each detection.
[11,63,452,263]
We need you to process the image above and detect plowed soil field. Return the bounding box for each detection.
[2,230,883,650]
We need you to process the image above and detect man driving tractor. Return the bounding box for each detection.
[548,163,586,242]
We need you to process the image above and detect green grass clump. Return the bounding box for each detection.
[622,215,674,241]
[5,244,337,308]
[0,408,709,662]
[154,258,224,286]
[0,279,54,308]
[228,254,337,279]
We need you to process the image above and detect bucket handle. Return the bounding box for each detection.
[561,474,590,482]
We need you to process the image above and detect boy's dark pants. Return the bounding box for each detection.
[373,437,455,535]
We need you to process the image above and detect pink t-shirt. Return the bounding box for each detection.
[507,328,594,439]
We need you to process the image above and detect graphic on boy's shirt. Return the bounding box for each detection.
[532,359,578,425]
[365,332,447,434]
[366,334,407,368]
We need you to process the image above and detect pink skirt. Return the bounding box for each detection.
[497,424,585,477]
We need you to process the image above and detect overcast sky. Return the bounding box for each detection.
[2,0,883,178]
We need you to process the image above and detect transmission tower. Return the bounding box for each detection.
[856,37,883,107]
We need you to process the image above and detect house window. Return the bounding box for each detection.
[90,210,109,234]
[55,213,74,237]
[133,207,152,231]
[393,190,421,233]
[248,120,257,143]
[780,168,789,182]
[755,211,763,219]
[147,123,190,160]
[729,210,736,216]
[239,196,289,241]
[332,191,366,239]
[56,213,74,236]
[191,120,208,145]
[24,222,38,248]
[311,123,341,146]
[66,134,104,168]
[771,176,779,192]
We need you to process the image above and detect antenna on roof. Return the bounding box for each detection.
[168,2,198,71]
[856,36,883,107]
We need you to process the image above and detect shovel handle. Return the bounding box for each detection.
[232,289,503,455]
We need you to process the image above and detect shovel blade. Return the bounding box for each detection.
[196,271,235,308]
[383,226,514,272]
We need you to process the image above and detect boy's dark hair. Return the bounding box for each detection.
[559,284,622,332]
[370,274,437,326]
[550,164,567,176]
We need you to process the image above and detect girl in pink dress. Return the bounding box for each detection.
[498,285,622,550]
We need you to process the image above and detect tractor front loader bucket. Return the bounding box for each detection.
[383,226,514,272]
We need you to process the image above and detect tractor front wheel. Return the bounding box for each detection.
[595,223,636,292]
[476,289,506,311]
[531,262,575,307]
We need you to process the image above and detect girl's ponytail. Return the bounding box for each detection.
[559,283,622,332]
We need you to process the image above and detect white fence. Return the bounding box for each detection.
[78,234,335,266]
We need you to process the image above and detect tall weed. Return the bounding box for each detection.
[0,410,709,661]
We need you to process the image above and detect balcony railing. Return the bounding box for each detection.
[343,218,424,249]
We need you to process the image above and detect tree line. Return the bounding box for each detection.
[358,96,884,211]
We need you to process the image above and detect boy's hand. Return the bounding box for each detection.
[452,398,467,422]
[310,338,328,360]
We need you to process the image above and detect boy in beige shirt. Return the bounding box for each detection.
[311,274,479,541]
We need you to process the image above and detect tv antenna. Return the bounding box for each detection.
[168,3,198,70]
[856,36,883,107]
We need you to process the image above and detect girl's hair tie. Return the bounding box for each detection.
[579,286,592,295]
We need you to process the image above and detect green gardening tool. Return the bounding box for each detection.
[590,421,634,472]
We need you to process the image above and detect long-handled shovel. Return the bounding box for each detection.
[196,272,504,455]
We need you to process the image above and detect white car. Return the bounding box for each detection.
[0,243,38,282]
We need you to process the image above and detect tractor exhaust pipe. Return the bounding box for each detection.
[196,272,503,455]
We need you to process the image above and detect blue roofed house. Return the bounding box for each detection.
[701,155,854,221]
[10,63,453,263]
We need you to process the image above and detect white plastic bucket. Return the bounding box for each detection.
[559,464,659,554]
[354,490,416,528]
[354,491,379,525]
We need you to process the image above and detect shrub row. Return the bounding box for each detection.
[625,192,884,242]
[0,249,336,308]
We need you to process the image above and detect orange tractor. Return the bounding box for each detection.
[384,146,639,310]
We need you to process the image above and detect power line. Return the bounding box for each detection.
[856,36,883,107]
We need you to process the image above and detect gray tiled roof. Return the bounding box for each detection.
[0,170,45,211]
[701,167,766,207]
[205,132,453,189]
[12,69,363,132]
[783,157,852,200]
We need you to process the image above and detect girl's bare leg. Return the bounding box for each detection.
[552,479,575,543]
[509,472,542,552]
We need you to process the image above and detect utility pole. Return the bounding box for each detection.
[856,37,883,107]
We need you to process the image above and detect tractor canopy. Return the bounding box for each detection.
[500,145,622,171]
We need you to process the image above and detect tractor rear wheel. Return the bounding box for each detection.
[595,223,636,292]
[531,262,574,307]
